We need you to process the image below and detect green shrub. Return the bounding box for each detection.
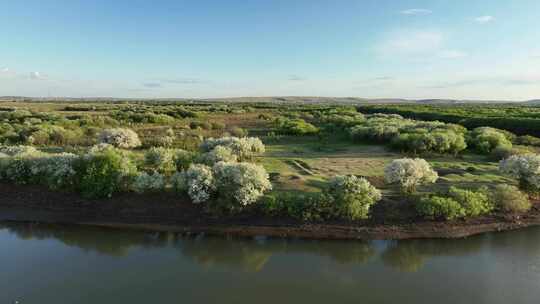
[75,148,137,198]
[516,135,540,147]
[259,192,333,221]
[327,175,382,220]
[144,147,175,173]
[275,117,319,135]
[416,186,494,220]
[190,121,212,130]
[229,127,247,137]
[416,196,465,220]
[468,127,512,154]
[211,122,226,130]
[447,186,493,216]
[491,184,531,213]
[173,149,197,171]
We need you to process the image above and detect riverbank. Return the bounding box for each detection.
[1,183,539,240]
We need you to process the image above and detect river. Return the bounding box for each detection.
[1,222,539,303]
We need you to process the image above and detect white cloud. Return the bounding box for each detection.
[438,50,468,59]
[400,8,432,15]
[1,67,9,73]
[28,71,47,80]
[376,29,467,61]
[474,15,494,24]
[377,29,443,56]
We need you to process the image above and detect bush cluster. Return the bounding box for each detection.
[175,161,272,211]
[260,175,381,221]
[349,116,467,155]
[416,186,493,220]
[0,144,137,198]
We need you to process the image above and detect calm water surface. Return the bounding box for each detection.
[1,223,539,304]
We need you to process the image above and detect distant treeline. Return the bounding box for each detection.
[356,105,540,137]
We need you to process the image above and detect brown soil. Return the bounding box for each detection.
[0,183,539,240]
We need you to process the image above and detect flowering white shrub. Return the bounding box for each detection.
[198,146,237,165]
[213,161,272,208]
[173,164,216,203]
[144,147,175,173]
[0,145,40,157]
[499,154,540,192]
[35,153,79,190]
[0,149,78,189]
[200,136,265,161]
[98,128,142,149]
[384,158,438,193]
[132,172,165,193]
[88,143,115,154]
[327,175,382,219]
[0,157,32,183]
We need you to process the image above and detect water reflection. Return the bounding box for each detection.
[381,237,485,272]
[2,222,540,273]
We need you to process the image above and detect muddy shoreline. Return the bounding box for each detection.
[1,183,539,240]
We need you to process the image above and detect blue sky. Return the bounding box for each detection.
[1,0,539,100]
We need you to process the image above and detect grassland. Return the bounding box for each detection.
[0,99,538,239]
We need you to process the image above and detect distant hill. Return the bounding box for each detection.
[523,99,540,105]
[0,95,536,105]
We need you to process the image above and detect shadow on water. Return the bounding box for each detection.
[2,222,540,273]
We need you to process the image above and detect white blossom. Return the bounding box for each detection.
[200,136,265,161]
[500,154,540,190]
[384,158,438,192]
[198,146,237,165]
[132,172,165,193]
[173,164,216,204]
[0,145,40,157]
[213,161,272,206]
[98,128,142,149]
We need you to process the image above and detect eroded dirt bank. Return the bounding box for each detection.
[1,183,539,240]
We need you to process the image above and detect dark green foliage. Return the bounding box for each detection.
[75,149,136,198]
[357,104,540,137]
[260,192,333,221]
